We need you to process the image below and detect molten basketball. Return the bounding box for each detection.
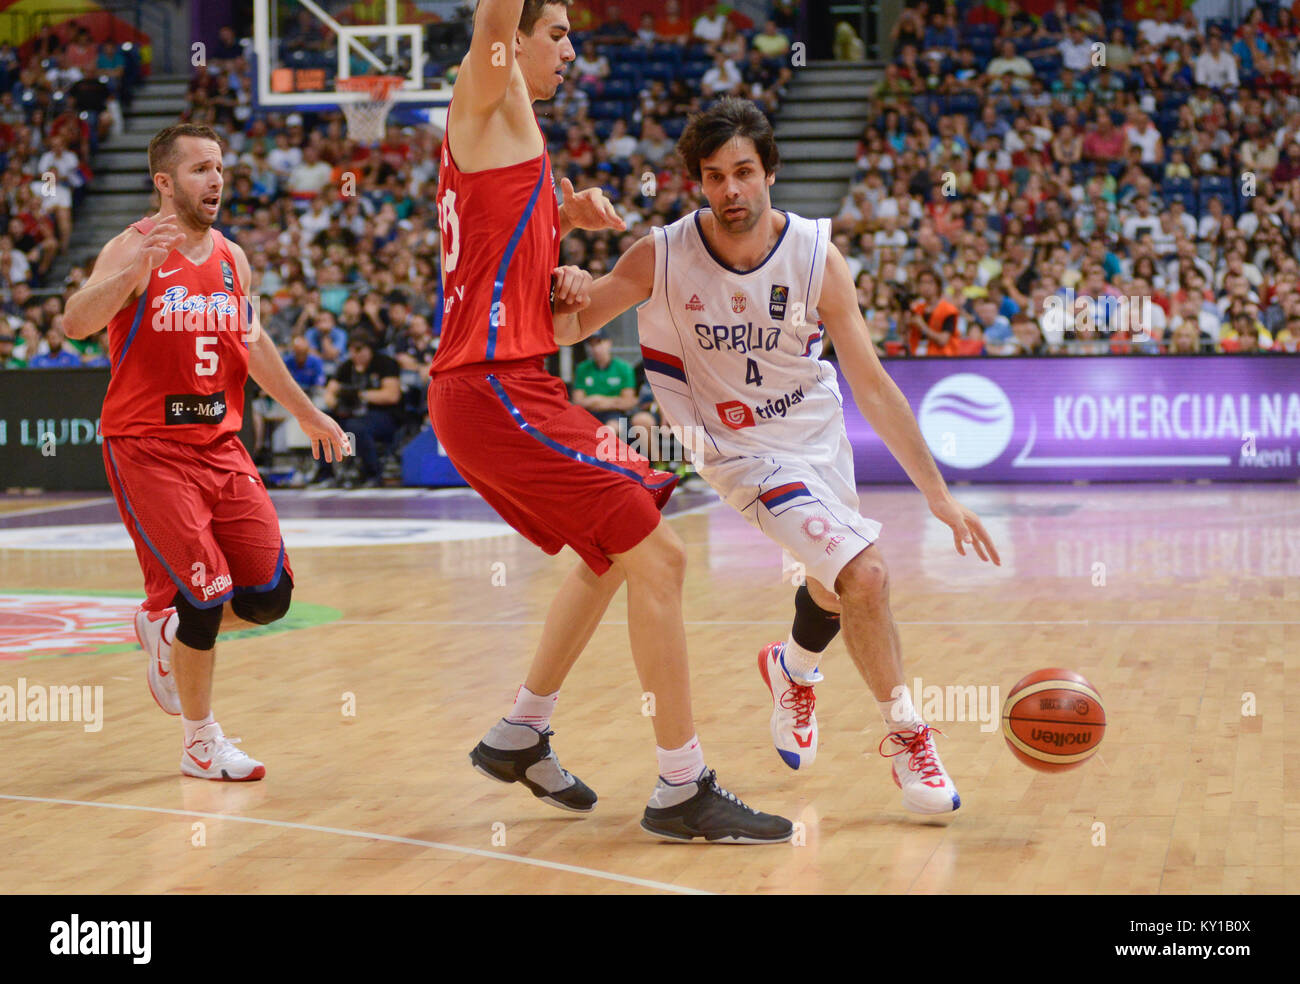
[1001,669,1105,772]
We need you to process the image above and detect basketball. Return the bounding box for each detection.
[1001,669,1106,773]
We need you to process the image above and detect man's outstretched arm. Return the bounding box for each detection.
[552,234,655,345]
[818,242,1001,564]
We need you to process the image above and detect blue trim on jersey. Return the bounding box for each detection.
[486,374,677,490]
[693,208,791,275]
[105,439,232,610]
[485,158,547,361]
[114,295,148,369]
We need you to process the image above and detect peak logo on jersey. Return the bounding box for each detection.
[716,400,755,429]
[731,292,747,314]
[770,285,788,320]
[755,385,805,420]
[685,293,705,311]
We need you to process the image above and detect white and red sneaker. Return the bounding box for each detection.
[880,724,960,814]
[181,723,265,781]
[757,642,819,770]
[134,606,180,716]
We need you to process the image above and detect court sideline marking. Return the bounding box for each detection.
[0,497,115,520]
[0,793,712,895]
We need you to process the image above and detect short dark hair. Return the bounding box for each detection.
[521,0,571,34]
[676,96,780,181]
[476,0,570,36]
[148,123,221,178]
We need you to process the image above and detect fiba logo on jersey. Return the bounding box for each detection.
[918,374,1015,469]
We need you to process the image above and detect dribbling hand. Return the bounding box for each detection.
[929,494,1001,565]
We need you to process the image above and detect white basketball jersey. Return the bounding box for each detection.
[637,208,842,468]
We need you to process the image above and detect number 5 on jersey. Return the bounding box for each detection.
[196,336,218,376]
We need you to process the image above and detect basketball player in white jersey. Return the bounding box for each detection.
[554,97,1001,814]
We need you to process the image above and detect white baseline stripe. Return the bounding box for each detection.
[0,497,114,520]
[328,618,1300,627]
[0,793,711,895]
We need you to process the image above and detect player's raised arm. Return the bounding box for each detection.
[460,0,528,111]
[818,242,1001,565]
[552,233,655,345]
[63,216,183,339]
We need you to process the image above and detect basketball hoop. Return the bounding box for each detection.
[337,75,405,144]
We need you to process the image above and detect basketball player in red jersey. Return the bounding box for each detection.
[433,0,791,841]
[63,123,349,781]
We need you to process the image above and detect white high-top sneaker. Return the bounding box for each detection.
[881,723,961,814]
[181,723,266,781]
[757,642,819,770]
[134,606,180,716]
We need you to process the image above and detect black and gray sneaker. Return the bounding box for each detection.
[641,768,792,843]
[469,719,597,813]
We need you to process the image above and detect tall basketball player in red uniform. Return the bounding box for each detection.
[432,0,790,841]
[64,123,348,781]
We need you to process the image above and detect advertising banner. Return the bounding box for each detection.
[842,356,1300,484]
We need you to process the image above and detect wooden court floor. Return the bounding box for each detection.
[0,483,1295,894]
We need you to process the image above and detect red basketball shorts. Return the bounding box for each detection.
[428,357,678,575]
[103,432,292,612]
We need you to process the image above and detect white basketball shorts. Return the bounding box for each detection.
[701,432,882,594]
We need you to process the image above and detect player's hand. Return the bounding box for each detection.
[559,177,626,233]
[299,406,351,463]
[551,265,593,315]
[929,494,1001,565]
[137,214,185,272]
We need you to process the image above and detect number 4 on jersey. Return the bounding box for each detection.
[745,358,764,387]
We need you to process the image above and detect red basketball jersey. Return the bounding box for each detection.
[431,109,561,371]
[101,219,250,444]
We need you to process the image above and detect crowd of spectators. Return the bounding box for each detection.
[0,25,139,369]
[42,1,793,485]
[835,0,1300,357]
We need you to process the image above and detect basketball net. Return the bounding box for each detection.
[337,75,405,144]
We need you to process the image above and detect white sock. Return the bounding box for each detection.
[877,685,922,731]
[781,637,824,684]
[183,712,215,743]
[657,735,705,785]
[505,685,557,731]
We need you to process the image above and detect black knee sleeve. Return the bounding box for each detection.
[230,572,293,625]
[172,593,223,651]
[792,584,841,653]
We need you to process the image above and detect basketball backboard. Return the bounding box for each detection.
[252,0,453,128]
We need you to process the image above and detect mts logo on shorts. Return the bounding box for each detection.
[716,400,755,429]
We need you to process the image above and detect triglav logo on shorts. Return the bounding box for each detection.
[715,400,755,429]
[918,373,1015,469]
